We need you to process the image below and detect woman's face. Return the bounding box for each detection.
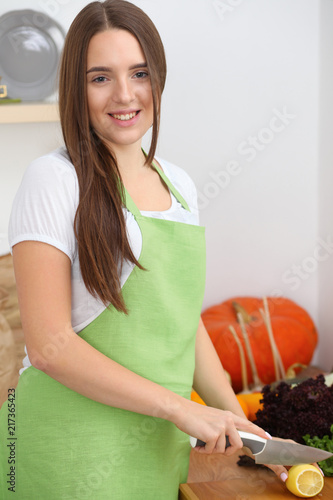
[86,29,154,152]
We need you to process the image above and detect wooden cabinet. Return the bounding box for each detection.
[0,102,59,124]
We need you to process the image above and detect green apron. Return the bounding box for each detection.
[0,162,206,499]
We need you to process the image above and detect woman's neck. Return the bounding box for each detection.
[111,142,148,178]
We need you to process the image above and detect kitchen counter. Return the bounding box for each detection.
[180,366,333,498]
[180,449,333,499]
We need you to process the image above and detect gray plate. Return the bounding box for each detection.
[0,9,65,101]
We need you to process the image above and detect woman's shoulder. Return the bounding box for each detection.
[12,146,79,220]
[25,147,76,180]
[155,156,194,185]
[155,156,198,208]
[9,147,79,259]
[20,147,79,203]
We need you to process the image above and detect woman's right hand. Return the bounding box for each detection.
[172,397,269,456]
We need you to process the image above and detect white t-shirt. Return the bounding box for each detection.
[8,147,200,374]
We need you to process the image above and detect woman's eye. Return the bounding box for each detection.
[93,76,107,83]
[134,71,148,79]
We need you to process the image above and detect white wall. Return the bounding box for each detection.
[158,0,319,315]
[1,1,331,369]
[317,0,333,371]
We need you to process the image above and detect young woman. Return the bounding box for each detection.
[0,1,292,498]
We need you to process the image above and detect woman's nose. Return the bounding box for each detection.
[112,78,135,104]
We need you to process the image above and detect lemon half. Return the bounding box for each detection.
[285,464,324,498]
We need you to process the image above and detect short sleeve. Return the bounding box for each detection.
[8,151,78,262]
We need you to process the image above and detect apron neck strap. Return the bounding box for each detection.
[143,148,190,212]
[123,187,141,218]
[121,150,191,217]
[150,160,190,212]
[117,178,141,218]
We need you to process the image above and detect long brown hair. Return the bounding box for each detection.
[58,0,167,313]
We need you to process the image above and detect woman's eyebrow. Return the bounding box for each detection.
[86,62,147,74]
[86,66,111,74]
[129,62,147,70]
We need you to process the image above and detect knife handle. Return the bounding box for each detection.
[190,431,266,454]
[190,436,231,448]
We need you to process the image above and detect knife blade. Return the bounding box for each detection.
[190,431,333,465]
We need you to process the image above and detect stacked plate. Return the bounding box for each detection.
[0,9,65,101]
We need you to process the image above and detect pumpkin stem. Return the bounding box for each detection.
[260,308,280,381]
[285,363,307,379]
[237,311,263,390]
[260,297,286,380]
[228,325,249,392]
[263,297,286,380]
[232,302,253,324]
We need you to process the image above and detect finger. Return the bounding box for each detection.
[232,416,269,440]
[222,428,243,456]
[312,463,325,476]
[214,433,226,454]
[264,464,289,482]
[242,445,255,459]
[246,422,271,440]
[195,436,218,454]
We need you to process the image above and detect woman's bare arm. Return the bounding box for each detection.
[13,240,181,419]
[192,317,294,481]
[193,317,247,418]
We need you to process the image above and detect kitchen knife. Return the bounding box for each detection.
[190,431,333,465]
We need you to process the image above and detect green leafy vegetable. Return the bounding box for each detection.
[303,425,333,476]
[253,374,333,475]
[255,375,333,442]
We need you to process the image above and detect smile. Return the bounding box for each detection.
[109,111,140,121]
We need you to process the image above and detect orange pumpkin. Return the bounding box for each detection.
[237,392,263,421]
[191,390,250,419]
[191,390,206,406]
[202,297,318,393]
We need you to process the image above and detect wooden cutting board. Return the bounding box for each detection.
[180,477,333,499]
[179,449,333,499]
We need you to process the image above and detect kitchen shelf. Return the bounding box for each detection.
[0,102,59,124]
